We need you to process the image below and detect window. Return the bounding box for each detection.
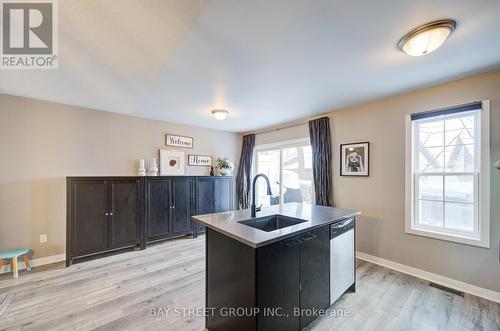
[253,138,314,207]
[405,101,490,247]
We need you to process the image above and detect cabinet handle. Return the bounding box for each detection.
[284,239,302,247]
[300,233,316,242]
[104,212,109,216]
[172,206,175,209]
[109,212,114,216]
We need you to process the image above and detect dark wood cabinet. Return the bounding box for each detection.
[67,176,232,265]
[195,177,233,234]
[257,237,301,331]
[67,177,142,265]
[70,180,109,256]
[109,179,142,249]
[171,178,195,235]
[256,226,329,331]
[299,228,330,329]
[146,179,171,240]
[205,224,330,331]
[146,177,195,242]
[215,178,232,213]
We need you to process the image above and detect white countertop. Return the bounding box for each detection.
[192,202,361,248]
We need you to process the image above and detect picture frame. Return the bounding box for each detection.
[159,150,186,176]
[165,134,193,149]
[340,142,369,176]
[188,154,212,166]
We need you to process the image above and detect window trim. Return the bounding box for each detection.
[405,100,490,248]
[253,137,313,205]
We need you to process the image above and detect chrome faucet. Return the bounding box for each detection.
[251,173,273,218]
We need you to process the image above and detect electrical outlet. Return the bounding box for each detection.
[40,234,48,243]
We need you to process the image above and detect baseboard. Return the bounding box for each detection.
[356,251,500,303]
[0,254,65,274]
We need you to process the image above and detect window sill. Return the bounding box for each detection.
[405,226,490,248]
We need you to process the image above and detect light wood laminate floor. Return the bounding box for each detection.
[0,236,498,331]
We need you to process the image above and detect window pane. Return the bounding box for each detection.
[445,175,474,203]
[283,145,313,204]
[418,200,443,227]
[255,149,280,206]
[418,176,443,201]
[445,144,474,172]
[445,203,474,232]
[419,146,444,172]
[419,120,443,147]
[445,116,474,146]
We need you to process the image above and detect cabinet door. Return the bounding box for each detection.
[299,227,330,329]
[215,178,233,213]
[257,238,301,331]
[196,179,215,232]
[109,179,140,248]
[171,178,193,234]
[71,180,109,255]
[197,179,215,214]
[146,179,171,240]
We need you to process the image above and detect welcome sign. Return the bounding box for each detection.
[165,134,193,148]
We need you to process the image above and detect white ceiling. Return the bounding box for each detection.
[1,0,500,132]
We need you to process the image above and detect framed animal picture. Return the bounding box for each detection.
[340,142,369,176]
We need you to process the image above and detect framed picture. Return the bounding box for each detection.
[340,142,369,176]
[165,134,193,148]
[188,154,212,166]
[159,150,186,176]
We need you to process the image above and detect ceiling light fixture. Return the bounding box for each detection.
[397,19,456,56]
[211,109,229,120]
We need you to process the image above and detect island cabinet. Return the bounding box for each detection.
[205,225,330,331]
[258,226,330,330]
[66,177,143,266]
[194,177,233,235]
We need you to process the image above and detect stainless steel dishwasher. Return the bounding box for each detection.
[330,218,355,305]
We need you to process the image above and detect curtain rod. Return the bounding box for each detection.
[247,115,329,136]
[250,122,308,135]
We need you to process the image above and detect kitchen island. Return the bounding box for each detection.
[192,202,361,331]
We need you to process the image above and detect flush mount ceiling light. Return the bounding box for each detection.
[211,109,229,120]
[397,19,456,56]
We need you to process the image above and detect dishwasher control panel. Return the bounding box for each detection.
[330,217,355,238]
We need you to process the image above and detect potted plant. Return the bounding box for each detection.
[216,157,234,176]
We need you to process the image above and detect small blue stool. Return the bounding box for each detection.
[0,248,31,278]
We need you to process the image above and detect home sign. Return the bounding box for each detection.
[188,155,212,166]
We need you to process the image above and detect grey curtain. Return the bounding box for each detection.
[236,134,255,209]
[308,117,333,206]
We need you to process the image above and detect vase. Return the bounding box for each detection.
[219,168,230,176]
[138,159,146,176]
[148,158,159,176]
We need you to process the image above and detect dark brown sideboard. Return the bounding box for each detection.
[66,176,233,266]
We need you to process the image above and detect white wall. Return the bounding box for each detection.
[0,94,241,259]
[248,69,500,292]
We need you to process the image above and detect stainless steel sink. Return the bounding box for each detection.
[238,214,307,232]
